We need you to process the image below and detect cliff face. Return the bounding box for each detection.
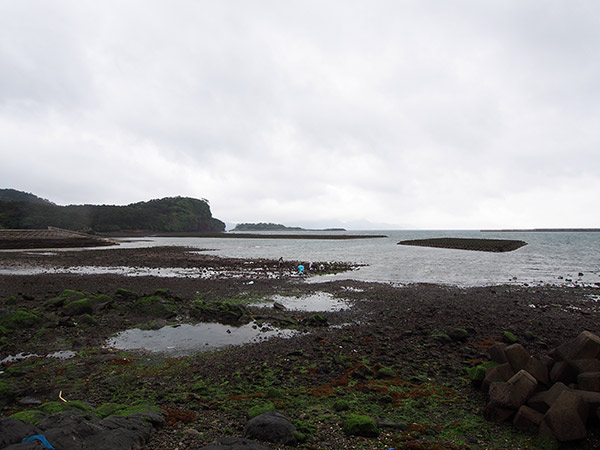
[0,190,225,233]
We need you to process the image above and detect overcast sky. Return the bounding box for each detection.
[1,1,599,229]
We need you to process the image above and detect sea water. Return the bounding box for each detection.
[109,230,600,287]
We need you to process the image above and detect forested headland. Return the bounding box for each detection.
[0,189,225,233]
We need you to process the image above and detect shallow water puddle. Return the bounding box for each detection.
[261,292,350,311]
[106,322,299,355]
[1,350,76,365]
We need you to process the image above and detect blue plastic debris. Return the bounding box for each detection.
[22,435,56,450]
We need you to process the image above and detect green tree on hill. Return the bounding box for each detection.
[0,190,225,233]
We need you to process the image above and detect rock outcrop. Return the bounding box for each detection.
[0,409,164,450]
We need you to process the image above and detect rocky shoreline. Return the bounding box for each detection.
[1,245,599,449]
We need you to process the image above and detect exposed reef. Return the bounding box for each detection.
[398,237,527,252]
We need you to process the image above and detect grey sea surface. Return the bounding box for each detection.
[107,230,600,287]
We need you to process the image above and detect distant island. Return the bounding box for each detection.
[232,222,346,232]
[0,189,225,233]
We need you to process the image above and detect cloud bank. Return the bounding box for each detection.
[2,1,599,229]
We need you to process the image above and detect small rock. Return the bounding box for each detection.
[183,427,203,438]
[17,397,42,406]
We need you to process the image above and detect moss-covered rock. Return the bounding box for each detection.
[10,409,45,425]
[132,295,176,318]
[431,329,452,343]
[63,298,93,316]
[95,402,125,418]
[524,331,536,341]
[10,401,162,427]
[332,399,351,412]
[191,299,247,323]
[0,308,41,329]
[466,361,499,383]
[449,327,469,342]
[248,402,276,419]
[38,400,95,416]
[96,402,162,419]
[342,414,379,437]
[114,288,139,301]
[502,331,519,344]
[78,313,98,325]
[45,289,87,308]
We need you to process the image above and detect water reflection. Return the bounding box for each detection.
[106,321,299,356]
[1,350,76,364]
[261,292,350,311]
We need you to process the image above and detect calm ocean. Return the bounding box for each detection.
[116,230,600,287]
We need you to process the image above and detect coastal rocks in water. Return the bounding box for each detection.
[244,412,297,445]
[196,437,276,450]
[480,330,600,443]
[398,237,527,252]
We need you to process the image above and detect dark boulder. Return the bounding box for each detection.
[244,412,296,445]
[196,437,276,449]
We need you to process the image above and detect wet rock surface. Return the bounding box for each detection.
[0,410,164,450]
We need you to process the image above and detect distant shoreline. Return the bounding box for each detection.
[481,228,600,232]
[103,231,387,240]
[0,229,387,249]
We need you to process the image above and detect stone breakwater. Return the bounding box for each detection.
[398,237,527,252]
[482,331,600,443]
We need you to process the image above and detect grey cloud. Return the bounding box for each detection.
[1,1,599,228]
